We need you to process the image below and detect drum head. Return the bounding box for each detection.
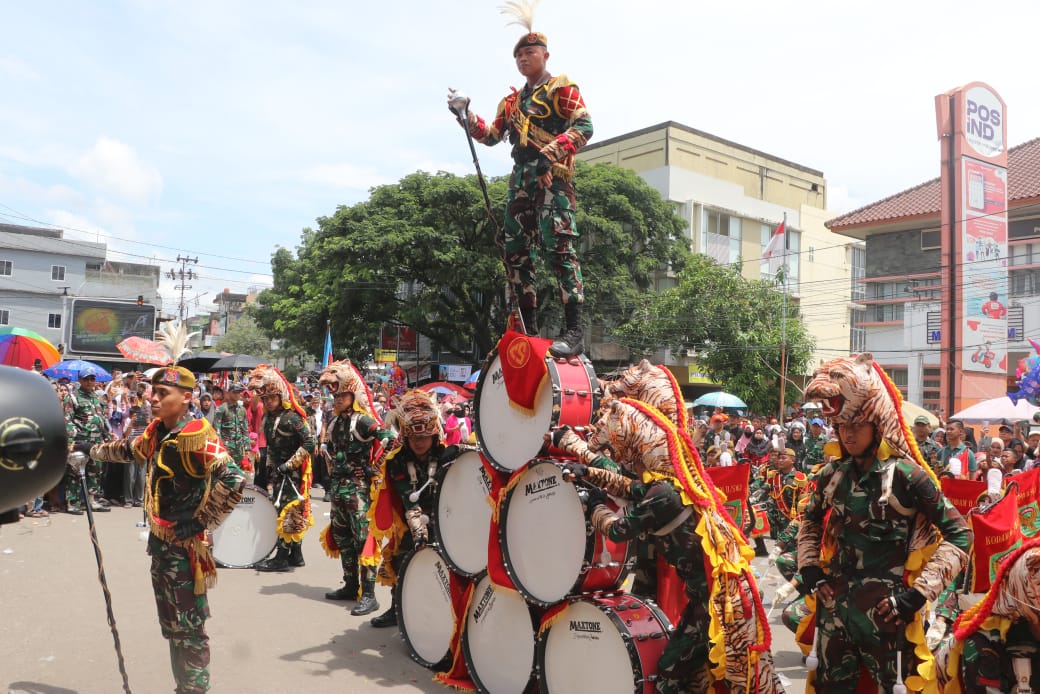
[436,450,492,577]
[476,353,554,471]
[542,600,636,693]
[501,462,586,605]
[211,485,279,568]
[463,573,536,694]
[398,546,456,668]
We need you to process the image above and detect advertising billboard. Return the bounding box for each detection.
[69,299,156,355]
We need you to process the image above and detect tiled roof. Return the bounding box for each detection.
[827,137,1040,230]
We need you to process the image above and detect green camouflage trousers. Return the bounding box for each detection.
[149,534,211,694]
[330,477,375,584]
[504,162,584,308]
[64,454,104,507]
[656,571,713,694]
[815,576,916,692]
[776,550,797,583]
[781,595,811,635]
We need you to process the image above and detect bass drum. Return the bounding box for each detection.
[474,349,599,472]
[211,484,279,568]
[396,545,457,669]
[462,572,539,694]
[537,592,673,694]
[432,449,494,578]
[498,460,630,607]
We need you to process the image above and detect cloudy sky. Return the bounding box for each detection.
[2,0,1037,315]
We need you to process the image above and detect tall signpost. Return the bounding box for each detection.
[935,82,1008,416]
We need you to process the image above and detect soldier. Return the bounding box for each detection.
[450,1,592,357]
[798,357,972,691]
[765,447,806,537]
[317,361,395,616]
[367,390,463,628]
[799,417,828,472]
[911,414,940,470]
[211,383,251,468]
[248,365,316,572]
[62,366,112,514]
[91,366,244,694]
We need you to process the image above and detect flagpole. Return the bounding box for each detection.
[323,320,332,368]
[778,212,789,423]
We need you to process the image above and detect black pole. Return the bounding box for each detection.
[76,456,132,693]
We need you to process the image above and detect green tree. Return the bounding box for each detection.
[254,163,689,363]
[214,315,274,359]
[612,254,814,414]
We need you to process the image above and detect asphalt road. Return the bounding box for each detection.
[1,493,809,693]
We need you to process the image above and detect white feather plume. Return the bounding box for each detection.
[499,0,539,32]
[155,320,199,362]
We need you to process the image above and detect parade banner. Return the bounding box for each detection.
[941,477,988,517]
[706,463,750,528]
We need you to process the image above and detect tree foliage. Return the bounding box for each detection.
[254,163,689,363]
[214,315,273,359]
[612,254,815,414]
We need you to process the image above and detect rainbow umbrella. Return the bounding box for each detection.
[0,327,62,370]
[117,336,172,365]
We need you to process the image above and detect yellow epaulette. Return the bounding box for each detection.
[545,73,574,92]
[176,418,217,453]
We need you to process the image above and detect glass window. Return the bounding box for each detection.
[851,247,866,300]
[869,303,904,322]
[1011,269,1040,297]
[0,309,8,325]
[48,313,62,329]
[51,265,66,281]
[0,260,11,276]
[886,368,909,399]
[701,209,741,265]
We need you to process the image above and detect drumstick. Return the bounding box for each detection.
[409,478,434,503]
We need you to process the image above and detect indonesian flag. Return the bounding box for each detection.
[763,220,786,260]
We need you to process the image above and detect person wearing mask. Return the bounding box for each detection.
[802,418,829,472]
[786,422,806,462]
[443,405,464,446]
[734,425,754,457]
[744,428,772,466]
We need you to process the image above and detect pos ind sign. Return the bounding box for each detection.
[964,85,1005,158]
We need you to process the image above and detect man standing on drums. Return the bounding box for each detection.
[317,361,395,615]
[368,390,462,628]
[247,365,317,573]
[91,366,245,694]
[450,0,592,358]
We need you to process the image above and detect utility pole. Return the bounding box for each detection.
[166,255,198,322]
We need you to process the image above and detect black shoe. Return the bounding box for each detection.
[325,581,359,601]
[322,492,331,503]
[549,303,583,358]
[351,592,380,616]
[288,544,305,567]
[67,505,84,515]
[255,557,292,572]
[89,501,111,513]
[370,606,397,628]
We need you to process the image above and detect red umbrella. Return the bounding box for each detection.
[0,327,61,370]
[116,336,172,365]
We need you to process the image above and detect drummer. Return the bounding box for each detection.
[316,360,396,616]
[367,389,464,628]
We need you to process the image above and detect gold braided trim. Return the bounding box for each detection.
[177,418,217,452]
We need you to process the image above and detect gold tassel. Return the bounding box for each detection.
[177,419,217,452]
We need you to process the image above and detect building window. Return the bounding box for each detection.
[1011,269,1040,297]
[51,265,66,281]
[808,246,815,262]
[851,246,866,301]
[48,313,62,329]
[0,309,8,325]
[921,229,941,250]
[759,225,800,290]
[886,368,909,399]
[1011,242,1040,266]
[701,209,741,265]
[922,367,941,410]
[850,315,866,354]
[0,260,10,276]
[869,303,904,322]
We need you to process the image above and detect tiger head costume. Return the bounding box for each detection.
[245,364,307,418]
[318,359,379,421]
[600,359,687,431]
[585,398,673,478]
[804,352,932,474]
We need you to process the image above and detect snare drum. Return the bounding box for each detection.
[433,450,494,578]
[397,545,457,669]
[538,593,672,694]
[462,572,539,694]
[211,484,279,568]
[498,460,631,606]
[475,349,599,472]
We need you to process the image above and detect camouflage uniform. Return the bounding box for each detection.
[469,74,592,309]
[774,516,800,583]
[799,433,828,472]
[264,410,315,557]
[765,468,803,537]
[62,384,110,508]
[797,455,972,690]
[914,436,941,470]
[92,417,244,694]
[325,411,394,589]
[212,401,250,464]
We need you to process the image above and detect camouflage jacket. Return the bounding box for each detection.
[798,455,972,602]
[264,410,315,468]
[799,433,829,470]
[325,412,394,482]
[63,386,109,443]
[385,441,459,514]
[212,402,250,461]
[914,436,941,468]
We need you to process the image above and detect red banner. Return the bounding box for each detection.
[706,464,750,528]
[941,477,988,517]
[1012,468,1040,537]
[380,325,417,351]
[968,489,1022,593]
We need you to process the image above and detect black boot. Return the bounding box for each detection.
[288,542,305,567]
[370,598,397,628]
[255,547,292,572]
[351,581,380,616]
[326,576,360,601]
[519,305,538,336]
[549,302,583,358]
